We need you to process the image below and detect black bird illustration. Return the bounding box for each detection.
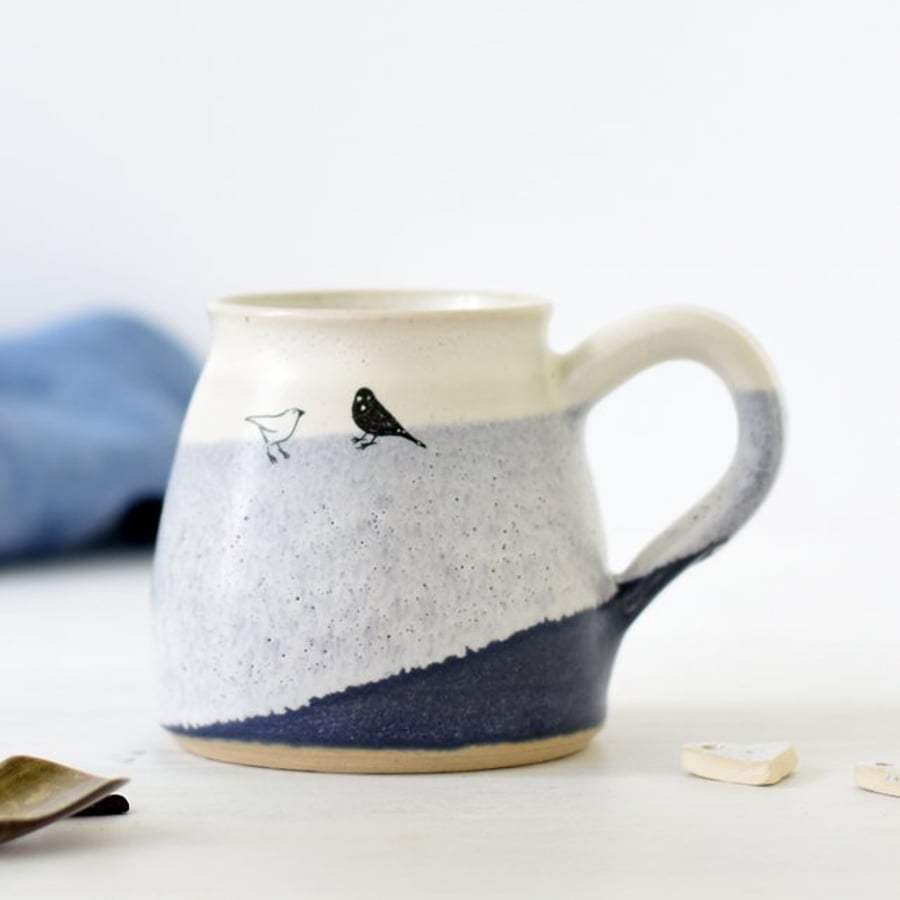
[245,408,305,463]
[351,387,426,450]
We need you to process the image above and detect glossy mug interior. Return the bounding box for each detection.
[152,291,784,773]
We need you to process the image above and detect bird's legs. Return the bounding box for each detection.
[276,443,290,459]
[266,448,278,464]
[352,434,377,449]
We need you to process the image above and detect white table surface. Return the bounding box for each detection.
[2,551,898,899]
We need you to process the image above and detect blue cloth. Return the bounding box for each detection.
[0,311,197,559]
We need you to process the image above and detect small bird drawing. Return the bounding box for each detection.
[245,408,305,463]
[351,387,427,450]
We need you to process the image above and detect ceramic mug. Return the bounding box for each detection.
[152,291,783,773]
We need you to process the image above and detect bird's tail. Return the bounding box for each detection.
[402,432,427,449]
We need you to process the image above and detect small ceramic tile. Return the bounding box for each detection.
[855,761,900,798]
[681,741,797,785]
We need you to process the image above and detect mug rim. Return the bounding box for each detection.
[210,289,552,319]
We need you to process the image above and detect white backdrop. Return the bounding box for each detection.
[1,0,898,706]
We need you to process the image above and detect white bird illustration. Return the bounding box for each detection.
[245,408,305,463]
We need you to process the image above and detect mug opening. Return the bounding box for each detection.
[211,290,550,318]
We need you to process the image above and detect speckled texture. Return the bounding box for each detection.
[154,390,781,737]
[162,549,715,750]
[166,603,624,749]
[624,390,783,580]
[154,409,610,727]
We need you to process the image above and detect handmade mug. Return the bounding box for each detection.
[153,291,783,773]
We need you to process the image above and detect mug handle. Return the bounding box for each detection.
[558,306,785,625]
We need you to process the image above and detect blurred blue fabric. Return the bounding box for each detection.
[0,311,197,559]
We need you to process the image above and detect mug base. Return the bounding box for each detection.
[172,727,600,774]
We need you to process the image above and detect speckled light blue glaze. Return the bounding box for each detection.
[154,389,782,750]
[154,408,610,729]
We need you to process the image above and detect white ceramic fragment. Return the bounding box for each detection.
[855,762,900,798]
[681,741,797,786]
